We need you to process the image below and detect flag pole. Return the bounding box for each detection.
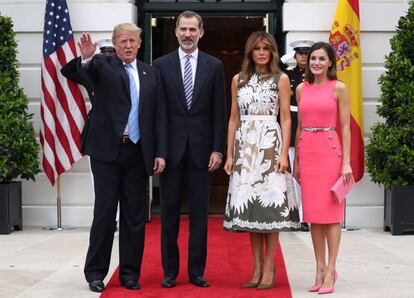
[43,175,75,230]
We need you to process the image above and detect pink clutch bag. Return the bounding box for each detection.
[330,176,355,203]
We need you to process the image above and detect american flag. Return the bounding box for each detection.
[40,0,87,185]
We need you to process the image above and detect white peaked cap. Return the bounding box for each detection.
[97,38,115,51]
[289,40,315,51]
[281,40,315,64]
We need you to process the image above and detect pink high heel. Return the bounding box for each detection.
[308,284,322,292]
[318,272,338,295]
[308,270,325,292]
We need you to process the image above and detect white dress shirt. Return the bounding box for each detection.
[178,47,198,87]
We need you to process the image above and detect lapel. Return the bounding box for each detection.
[136,60,147,116]
[114,56,130,97]
[168,50,187,111]
[115,56,147,116]
[192,50,210,108]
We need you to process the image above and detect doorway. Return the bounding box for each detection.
[148,15,274,215]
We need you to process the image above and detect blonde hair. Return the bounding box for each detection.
[112,23,142,43]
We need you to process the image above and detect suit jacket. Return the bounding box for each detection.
[61,56,94,153]
[153,50,226,169]
[80,54,167,175]
[61,56,94,101]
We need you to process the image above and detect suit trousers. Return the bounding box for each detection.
[84,141,147,283]
[159,146,212,278]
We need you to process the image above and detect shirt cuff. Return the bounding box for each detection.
[81,56,92,67]
[213,151,223,158]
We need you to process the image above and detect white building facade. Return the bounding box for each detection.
[0,0,409,227]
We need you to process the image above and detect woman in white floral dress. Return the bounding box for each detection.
[223,32,300,289]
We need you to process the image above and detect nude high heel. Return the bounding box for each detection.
[257,267,276,290]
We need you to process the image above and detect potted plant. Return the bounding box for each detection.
[0,14,40,234]
[365,2,414,235]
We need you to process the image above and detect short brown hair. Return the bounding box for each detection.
[176,10,203,30]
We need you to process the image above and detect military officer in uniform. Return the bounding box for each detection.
[281,40,314,232]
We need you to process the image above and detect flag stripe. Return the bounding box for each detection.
[59,42,87,119]
[40,0,86,185]
[350,115,365,180]
[43,59,76,165]
[348,0,360,18]
[41,75,73,169]
[39,132,56,185]
[330,0,364,182]
[44,55,82,142]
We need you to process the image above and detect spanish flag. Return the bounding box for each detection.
[329,0,364,182]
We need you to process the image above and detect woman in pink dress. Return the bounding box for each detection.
[293,42,353,294]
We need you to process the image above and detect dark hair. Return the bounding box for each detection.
[239,31,280,88]
[305,42,337,83]
[176,10,203,30]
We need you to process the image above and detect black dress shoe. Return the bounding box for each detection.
[189,276,210,287]
[161,276,176,288]
[88,280,105,293]
[120,280,141,290]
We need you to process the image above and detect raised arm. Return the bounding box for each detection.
[77,33,97,60]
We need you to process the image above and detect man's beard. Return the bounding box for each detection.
[180,39,196,50]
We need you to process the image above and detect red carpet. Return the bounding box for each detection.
[101,217,292,298]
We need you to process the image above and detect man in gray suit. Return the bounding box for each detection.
[153,10,226,289]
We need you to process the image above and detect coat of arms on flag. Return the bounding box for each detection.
[330,22,360,71]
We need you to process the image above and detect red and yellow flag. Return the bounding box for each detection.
[329,0,364,182]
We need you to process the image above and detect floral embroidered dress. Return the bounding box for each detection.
[224,73,300,232]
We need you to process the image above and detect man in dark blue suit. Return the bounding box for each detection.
[153,10,226,289]
[61,39,116,152]
[77,24,167,293]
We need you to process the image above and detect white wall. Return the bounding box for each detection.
[0,0,409,227]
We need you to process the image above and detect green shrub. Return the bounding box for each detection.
[366,1,414,187]
[0,14,40,182]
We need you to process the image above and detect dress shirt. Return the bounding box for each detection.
[178,47,198,87]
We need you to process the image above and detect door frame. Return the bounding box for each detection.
[138,1,285,217]
[138,0,285,63]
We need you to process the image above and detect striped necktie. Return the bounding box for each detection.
[125,64,140,143]
[183,55,193,110]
